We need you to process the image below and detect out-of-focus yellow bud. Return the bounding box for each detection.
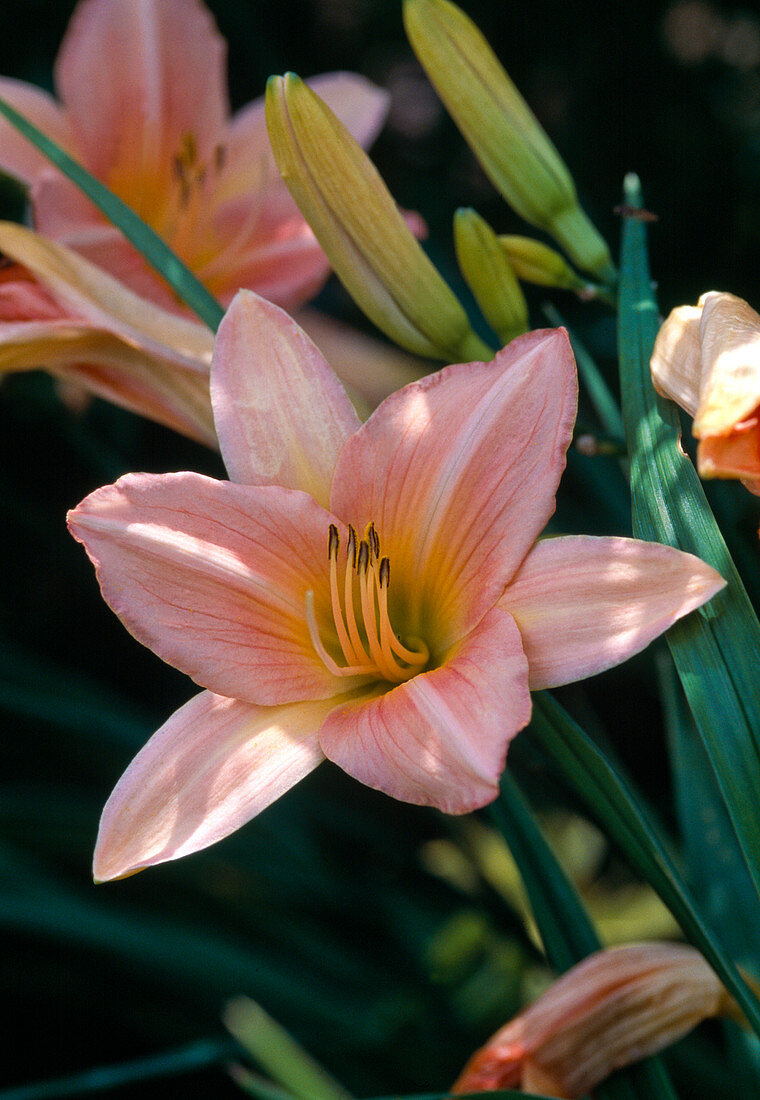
[404,0,616,285]
[453,208,528,345]
[452,942,741,1098]
[265,73,492,363]
[499,235,595,296]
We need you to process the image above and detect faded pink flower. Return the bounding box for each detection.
[0,221,426,443]
[452,943,738,1098]
[652,290,760,496]
[0,0,389,311]
[68,292,723,881]
[0,220,215,443]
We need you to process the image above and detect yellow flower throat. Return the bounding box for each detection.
[307,523,429,684]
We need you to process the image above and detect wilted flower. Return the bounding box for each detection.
[0,222,426,441]
[68,292,722,881]
[651,290,760,494]
[0,220,215,443]
[0,0,389,311]
[452,943,739,1098]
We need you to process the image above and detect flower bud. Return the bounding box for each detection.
[499,235,593,296]
[453,208,528,345]
[404,0,615,284]
[265,72,491,363]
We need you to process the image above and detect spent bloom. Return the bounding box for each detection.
[652,290,760,495]
[0,220,216,443]
[452,942,738,1098]
[0,0,389,311]
[68,291,723,881]
[0,221,426,443]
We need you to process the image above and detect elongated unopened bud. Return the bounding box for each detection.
[454,209,528,345]
[265,73,491,363]
[452,943,741,1098]
[500,235,592,295]
[404,0,615,284]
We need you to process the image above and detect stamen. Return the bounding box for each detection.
[346,524,357,568]
[310,522,430,685]
[366,522,380,561]
[305,592,375,678]
[359,556,399,682]
[357,539,370,574]
[328,525,358,665]
[343,530,370,664]
[377,570,430,667]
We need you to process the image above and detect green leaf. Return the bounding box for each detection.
[617,173,760,917]
[531,690,760,1039]
[0,96,224,331]
[223,997,353,1100]
[0,1038,236,1099]
[658,652,760,968]
[488,772,599,971]
[488,772,678,1100]
[542,301,625,440]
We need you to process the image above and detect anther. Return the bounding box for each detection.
[366,522,380,560]
[346,524,357,568]
[357,540,370,574]
[328,523,340,559]
[378,557,390,589]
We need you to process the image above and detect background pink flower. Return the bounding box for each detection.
[0,0,389,311]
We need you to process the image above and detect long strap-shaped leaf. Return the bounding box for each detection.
[531,690,760,1038]
[617,173,760,915]
[0,96,224,331]
[489,773,678,1100]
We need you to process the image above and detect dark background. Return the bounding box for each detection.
[1,1,759,1097]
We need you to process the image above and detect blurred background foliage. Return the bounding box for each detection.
[1,0,760,1097]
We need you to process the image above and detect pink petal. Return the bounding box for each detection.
[68,472,358,704]
[211,221,332,311]
[0,77,72,184]
[502,536,726,690]
[0,318,215,444]
[32,173,183,308]
[211,290,360,505]
[94,690,330,881]
[330,329,577,647]
[318,605,530,813]
[0,222,213,366]
[55,0,227,183]
[698,422,760,483]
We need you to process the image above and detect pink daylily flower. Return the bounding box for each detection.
[68,292,724,881]
[0,0,389,311]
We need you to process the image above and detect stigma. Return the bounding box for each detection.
[306,523,429,684]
